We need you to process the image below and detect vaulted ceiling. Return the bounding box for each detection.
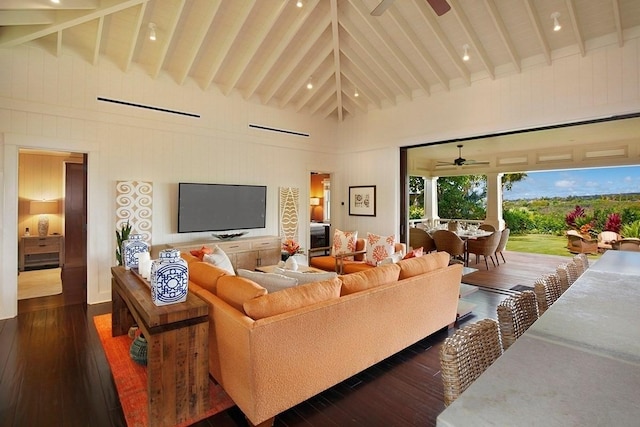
[2,0,640,122]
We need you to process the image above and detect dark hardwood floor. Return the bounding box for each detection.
[1,252,564,426]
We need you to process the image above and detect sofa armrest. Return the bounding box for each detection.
[308,246,331,258]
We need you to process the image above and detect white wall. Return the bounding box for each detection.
[0,45,339,319]
[2,33,640,319]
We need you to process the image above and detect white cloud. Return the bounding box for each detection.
[555,180,575,188]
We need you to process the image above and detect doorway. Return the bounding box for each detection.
[310,172,331,251]
[17,150,87,313]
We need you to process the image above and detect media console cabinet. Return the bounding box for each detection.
[165,235,281,270]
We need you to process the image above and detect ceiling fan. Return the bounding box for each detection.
[437,144,490,167]
[371,0,451,16]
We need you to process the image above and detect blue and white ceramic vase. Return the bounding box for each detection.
[150,249,189,306]
[122,234,149,270]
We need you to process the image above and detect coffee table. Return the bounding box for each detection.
[111,267,210,427]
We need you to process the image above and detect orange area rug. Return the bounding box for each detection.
[93,313,235,427]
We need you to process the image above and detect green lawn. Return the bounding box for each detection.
[507,233,601,259]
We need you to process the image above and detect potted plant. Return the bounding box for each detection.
[115,220,132,266]
[565,205,597,240]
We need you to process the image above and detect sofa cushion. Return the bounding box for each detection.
[365,232,396,266]
[188,261,228,294]
[339,263,401,296]
[190,245,213,260]
[243,278,342,320]
[203,245,235,275]
[237,269,298,293]
[274,267,338,285]
[331,229,358,261]
[397,252,450,280]
[217,276,268,313]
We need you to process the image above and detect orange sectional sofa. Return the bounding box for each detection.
[309,238,406,274]
[182,251,462,426]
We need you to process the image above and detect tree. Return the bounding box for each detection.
[438,175,486,219]
[502,173,527,191]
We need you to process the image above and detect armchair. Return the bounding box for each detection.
[598,231,621,251]
[566,230,598,254]
[309,238,406,274]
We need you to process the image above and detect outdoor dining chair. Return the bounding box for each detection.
[432,230,466,265]
[439,318,503,406]
[466,230,501,270]
[497,290,539,350]
[494,228,510,264]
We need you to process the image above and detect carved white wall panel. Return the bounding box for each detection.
[279,187,299,243]
[116,181,153,244]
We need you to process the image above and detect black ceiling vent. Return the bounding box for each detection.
[97,97,200,118]
[249,123,309,138]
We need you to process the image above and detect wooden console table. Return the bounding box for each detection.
[111,267,210,427]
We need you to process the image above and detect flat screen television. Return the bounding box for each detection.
[178,183,267,233]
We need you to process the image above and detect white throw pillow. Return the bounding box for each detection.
[365,232,396,266]
[274,267,338,285]
[379,251,403,265]
[237,269,298,293]
[202,245,235,275]
[331,229,358,260]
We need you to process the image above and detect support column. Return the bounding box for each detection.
[424,177,439,225]
[485,173,505,230]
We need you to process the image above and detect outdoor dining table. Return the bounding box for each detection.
[436,250,640,427]
[427,228,493,266]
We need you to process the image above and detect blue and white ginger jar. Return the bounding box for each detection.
[150,249,189,306]
[122,234,149,270]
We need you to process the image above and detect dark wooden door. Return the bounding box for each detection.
[63,157,87,296]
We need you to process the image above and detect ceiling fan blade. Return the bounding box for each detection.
[371,0,395,16]
[426,0,451,16]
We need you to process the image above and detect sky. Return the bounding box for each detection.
[503,165,640,200]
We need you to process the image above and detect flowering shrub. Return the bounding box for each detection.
[282,239,301,255]
[565,205,597,238]
[603,213,622,233]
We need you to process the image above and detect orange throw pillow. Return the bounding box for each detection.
[190,245,213,260]
[403,247,424,259]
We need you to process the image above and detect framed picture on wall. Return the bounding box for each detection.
[349,185,376,216]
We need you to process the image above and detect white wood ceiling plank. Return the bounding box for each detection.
[330,0,343,121]
[448,0,495,79]
[613,0,624,47]
[483,0,521,73]
[92,15,104,65]
[122,1,145,73]
[243,0,320,101]
[151,0,185,79]
[277,42,333,108]
[524,0,552,65]
[340,14,414,99]
[202,2,255,91]
[262,13,331,105]
[348,0,421,98]
[341,43,396,104]
[176,0,221,86]
[341,67,382,109]
[295,66,334,112]
[565,0,585,56]
[413,0,471,85]
[222,1,289,96]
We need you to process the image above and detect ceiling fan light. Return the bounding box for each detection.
[551,12,561,32]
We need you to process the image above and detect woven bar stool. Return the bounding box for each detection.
[573,253,589,273]
[533,273,563,315]
[497,290,539,350]
[439,318,503,406]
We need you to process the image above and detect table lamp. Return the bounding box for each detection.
[30,200,59,237]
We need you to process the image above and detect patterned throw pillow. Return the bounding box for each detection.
[365,232,396,266]
[331,229,358,261]
[203,245,235,275]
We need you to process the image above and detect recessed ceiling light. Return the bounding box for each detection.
[296,1,303,8]
[51,0,60,4]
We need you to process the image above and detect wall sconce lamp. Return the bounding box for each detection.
[551,12,561,32]
[30,200,59,237]
[310,197,321,206]
[148,23,157,41]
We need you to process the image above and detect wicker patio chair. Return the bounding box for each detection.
[409,227,436,253]
[573,253,589,274]
[497,290,539,350]
[466,230,501,270]
[557,262,580,293]
[478,224,496,232]
[440,318,503,406]
[533,273,563,315]
[494,228,510,265]
[432,230,466,265]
